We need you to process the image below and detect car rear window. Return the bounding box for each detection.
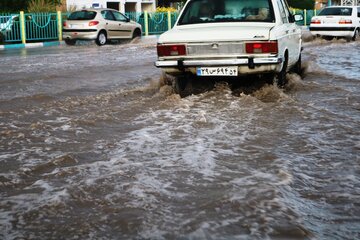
[68,11,97,20]
[178,0,275,25]
[318,7,352,16]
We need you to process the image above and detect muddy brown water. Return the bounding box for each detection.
[0,38,359,239]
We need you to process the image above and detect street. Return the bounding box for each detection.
[0,38,359,239]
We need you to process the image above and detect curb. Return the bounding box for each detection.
[0,41,63,50]
[0,36,159,50]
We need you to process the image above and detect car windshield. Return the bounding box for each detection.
[318,7,352,16]
[178,0,275,25]
[68,11,97,20]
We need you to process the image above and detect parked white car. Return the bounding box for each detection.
[310,6,360,41]
[155,0,303,97]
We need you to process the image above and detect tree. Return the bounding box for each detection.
[0,0,60,12]
[0,0,29,12]
[287,0,314,9]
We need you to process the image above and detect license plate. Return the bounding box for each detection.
[70,24,81,28]
[197,66,238,76]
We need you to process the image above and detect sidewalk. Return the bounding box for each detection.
[0,41,64,50]
[0,35,159,50]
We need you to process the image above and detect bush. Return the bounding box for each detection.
[27,0,56,12]
[156,7,177,13]
[288,0,314,10]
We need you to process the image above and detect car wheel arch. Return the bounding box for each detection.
[280,49,289,72]
[132,28,141,38]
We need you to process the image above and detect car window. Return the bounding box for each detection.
[101,10,115,21]
[318,7,352,16]
[358,7,360,18]
[68,11,97,20]
[178,0,274,25]
[112,11,128,21]
[282,0,294,23]
[276,0,288,23]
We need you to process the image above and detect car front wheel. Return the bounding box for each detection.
[96,31,107,46]
[65,39,76,46]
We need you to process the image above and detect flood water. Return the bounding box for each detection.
[0,37,359,239]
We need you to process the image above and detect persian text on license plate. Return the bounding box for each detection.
[197,67,238,76]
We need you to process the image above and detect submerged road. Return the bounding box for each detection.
[0,38,359,239]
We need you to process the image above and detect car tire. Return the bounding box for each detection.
[275,53,288,87]
[173,75,193,98]
[95,31,107,46]
[323,36,334,41]
[65,39,76,46]
[132,28,141,39]
[290,53,302,77]
[352,29,359,41]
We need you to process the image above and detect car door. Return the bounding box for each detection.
[101,10,119,39]
[111,10,133,39]
[275,0,300,66]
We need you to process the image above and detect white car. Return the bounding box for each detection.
[155,0,303,97]
[310,6,360,41]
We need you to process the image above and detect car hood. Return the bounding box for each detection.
[158,23,275,43]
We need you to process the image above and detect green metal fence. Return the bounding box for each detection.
[125,11,179,35]
[292,9,317,26]
[0,9,316,45]
[25,12,58,41]
[0,13,22,42]
[0,12,67,43]
[1,11,179,44]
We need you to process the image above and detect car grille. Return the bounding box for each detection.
[186,42,245,56]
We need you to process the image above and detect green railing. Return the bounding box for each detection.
[125,11,179,35]
[1,9,316,45]
[25,12,58,41]
[292,9,317,26]
[0,11,67,43]
[0,13,22,42]
[1,11,179,44]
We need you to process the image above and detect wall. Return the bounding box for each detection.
[66,0,156,12]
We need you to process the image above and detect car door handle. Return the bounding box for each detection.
[119,24,122,26]
[106,23,108,25]
[285,30,289,34]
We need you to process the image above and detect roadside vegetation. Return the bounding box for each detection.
[0,0,66,13]
[27,0,56,12]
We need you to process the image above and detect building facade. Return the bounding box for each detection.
[66,0,156,13]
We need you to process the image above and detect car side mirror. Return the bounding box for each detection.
[126,18,130,22]
[294,14,304,22]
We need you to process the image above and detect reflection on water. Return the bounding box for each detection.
[0,38,359,239]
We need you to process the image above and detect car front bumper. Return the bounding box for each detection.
[155,57,283,76]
